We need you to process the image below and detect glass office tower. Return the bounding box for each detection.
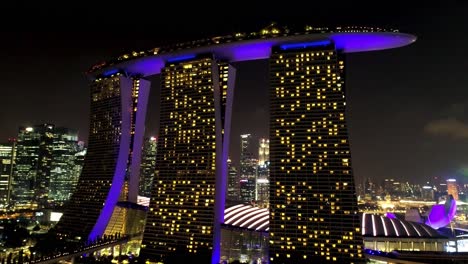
[139,137,158,197]
[0,141,15,207]
[49,128,81,204]
[13,124,54,209]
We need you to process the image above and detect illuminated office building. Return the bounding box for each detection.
[73,142,86,186]
[422,185,435,201]
[258,138,269,166]
[0,141,15,207]
[139,136,157,197]
[257,138,270,204]
[226,158,240,204]
[446,179,459,201]
[49,128,81,204]
[239,134,257,203]
[141,56,235,263]
[13,124,54,209]
[55,73,150,241]
[269,42,364,263]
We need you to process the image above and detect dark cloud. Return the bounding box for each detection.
[425,118,468,140]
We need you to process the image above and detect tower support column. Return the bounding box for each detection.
[212,64,237,264]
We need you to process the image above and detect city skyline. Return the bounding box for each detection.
[1,3,467,187]
[0,4,467,264]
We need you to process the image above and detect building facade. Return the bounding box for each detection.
[55,73,150,241]
[269,42,364,263]
[257,138,270,204]
[139,137,157,197]
[239,134,257,203]
[13,124,54,209]
[258,138,269,166]
[226,158,239,205]
[69,25,414,264]
[0,141,15,208]
[141,56,235,263]
[447,179,459,201]
[49,128,81,205]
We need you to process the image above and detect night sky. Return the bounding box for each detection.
[1,2,467,186]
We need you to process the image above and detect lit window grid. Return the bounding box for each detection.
[269,47,363,263]
[142,57,229,258]
[56,75,139,237]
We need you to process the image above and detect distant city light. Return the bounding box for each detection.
[150,136,157,141]
[50,212,63,222]
[257,179,269,184]
[447,179,457,182]
[25,127,33,132]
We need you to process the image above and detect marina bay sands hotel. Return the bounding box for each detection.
[54,24,416,263]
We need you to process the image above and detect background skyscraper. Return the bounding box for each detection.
[239,134,257,203]
[13,124,54,209]
[446,179,459,201]
[0,140,15,208]
[256,138,269,205]
[139,136,157,197]
[258,138,269,166]
[269,42,363,263]
[226,158,239,205]
[49,128,82,205]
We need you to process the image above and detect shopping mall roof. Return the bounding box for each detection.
[223,204,446,239]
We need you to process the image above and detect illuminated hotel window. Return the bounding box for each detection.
[269,42,363,263]
[141,56,230,261]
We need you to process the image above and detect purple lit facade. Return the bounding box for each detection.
[425,196,457,229]
[62,26,415,263]
[55,75,150,241]
[94,32,415,77]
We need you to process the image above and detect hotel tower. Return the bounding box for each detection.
[141,55,235,262]
[269,41,362,263]
[55,73,150,240]
[59,25,415,264]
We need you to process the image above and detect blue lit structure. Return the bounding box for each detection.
[89,29,416,77]
[279,40,332,50]
[166,54,196,63]
[426,195,457,229]
[62,25,416,264]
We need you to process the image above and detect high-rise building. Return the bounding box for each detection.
[139,136,157,197]
[239,134,257,202]
[55,73,150,241]
[49,128,81,205]
[269,42,364,263]
[73,143,86,193]
[257,138,270,204]
[240,134,253,161]
[422,185,435,201]
[76,25,414,264]
[446,179,459,201]
[226,158,239,204]
[258,138,269,166]
[0,140,15,208]
[141,56,235,263]
[13,124,54,209]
